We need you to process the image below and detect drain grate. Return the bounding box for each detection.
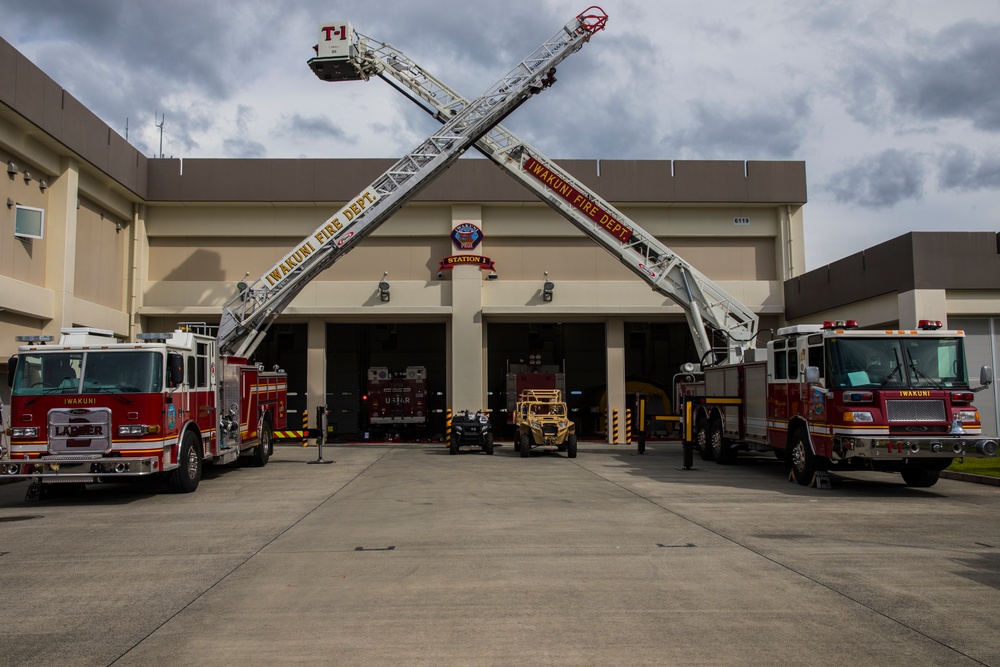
[355,546,396,552]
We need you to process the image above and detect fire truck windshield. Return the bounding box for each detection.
[12,351,164,395]
[827,336,968,390]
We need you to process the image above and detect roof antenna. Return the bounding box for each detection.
[155,111,165,158]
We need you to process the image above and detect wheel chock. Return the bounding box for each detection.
[810,471,832,489]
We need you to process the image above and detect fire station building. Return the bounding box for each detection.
[2,36,999,441]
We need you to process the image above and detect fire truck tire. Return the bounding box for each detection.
[167,433,202,494]
[483,432,494,455]
[566,434,578,459]
[519,432,531,458]
[789,429,823,487]
[709,419,734,464]
[900,468,941,487]
[250,422,272,467]
[695,420,714,462]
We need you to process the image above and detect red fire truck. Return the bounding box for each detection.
[366,366,428,430]
[2,326,285,494]
[679,320,997,487]
[504,355,566,424]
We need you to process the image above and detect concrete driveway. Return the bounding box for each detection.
[1,442,998,666]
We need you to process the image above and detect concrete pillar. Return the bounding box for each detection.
[605,318,626,444]
[127,204,147,339]
[449,205,486,412]
[306,317,326,426]
[898,289,948,329]
[44,158,80,332]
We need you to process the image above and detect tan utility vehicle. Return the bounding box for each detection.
[513,389,577,458]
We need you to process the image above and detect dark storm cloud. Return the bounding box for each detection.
[1,0,285,155]
[220,104,265,158]
[282,114,354,144]
[841,20,1000,132]
[937,145,1000,192]
[666,95,811,160]
[827,149,926,209]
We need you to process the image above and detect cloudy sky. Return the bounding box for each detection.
[2,0,998,269]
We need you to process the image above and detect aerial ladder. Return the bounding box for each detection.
[327,21,759,366]
[216,7,609,359]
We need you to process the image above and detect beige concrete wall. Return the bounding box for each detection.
[74,199,127,311]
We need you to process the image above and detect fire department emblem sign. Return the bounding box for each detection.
[451,223,483,251]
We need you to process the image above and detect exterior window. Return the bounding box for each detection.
[808,346,824,378]
[196,342,209,388]
[15,205,44,240]
[787,348,799,380]
[774,350,787,380]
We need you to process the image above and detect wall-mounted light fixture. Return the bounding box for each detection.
[378,272,390,302]
[38,179,47,192]
[542,271,554,302]
[22,171,31,184]
[487,270,499,280]
[6,197,13,208]
[115,222,122,234]
[7,161,17,177]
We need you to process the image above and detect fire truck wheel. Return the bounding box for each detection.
[519,432,531,458]
[167,433,202,494]
[900,468,941,487]
[695,420,714,462]
[251,422,272,467]
[566,434,578,459]
[483,433,494,455]
[710,419,734,464]
[789,430,821,487]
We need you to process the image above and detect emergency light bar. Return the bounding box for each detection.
[822,320,859,330]
[918,320,943,330]
[137,333,173,342]
[15,335,54,344]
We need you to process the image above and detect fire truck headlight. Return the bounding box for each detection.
[11,427,38,438]
[117,425,150,436]
[957,410,978,423]
[844,411,874,423]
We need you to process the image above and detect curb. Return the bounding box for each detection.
[940,470,1000,486]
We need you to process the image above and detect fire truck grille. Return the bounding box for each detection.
[48,408,113,454]
[886,400,946,422]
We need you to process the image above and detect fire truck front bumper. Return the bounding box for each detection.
[0,456,159,481]
[833,436,998,462]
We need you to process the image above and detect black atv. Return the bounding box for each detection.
[450,410,495,455]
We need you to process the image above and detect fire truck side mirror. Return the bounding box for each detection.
[981,365,994,387]
[6,356,16,387]
[168,354,185,388]
[804,366,820,384]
